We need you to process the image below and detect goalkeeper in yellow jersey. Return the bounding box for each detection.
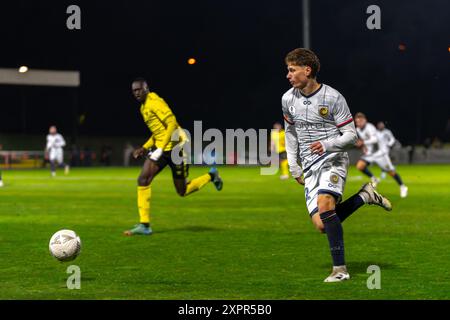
[270,122,289,180]
[124,78,223,236]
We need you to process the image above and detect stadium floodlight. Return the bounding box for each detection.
[18,66,28,73]
[0,67,80,138]
[0,68,79,87]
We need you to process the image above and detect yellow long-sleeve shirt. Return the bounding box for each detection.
[140,92,187,151]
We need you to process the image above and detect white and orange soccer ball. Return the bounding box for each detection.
[49,229,81,262]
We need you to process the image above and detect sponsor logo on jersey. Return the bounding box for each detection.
[319,105,329,118]
[298,121,325,130]
[288,105,296,115]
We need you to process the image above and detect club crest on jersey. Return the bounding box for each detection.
[330,174,339,184]
[319,105,329,118]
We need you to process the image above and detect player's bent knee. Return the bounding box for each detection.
[137,175,153,186]
[356,161,366,171]
[317,194,336,213]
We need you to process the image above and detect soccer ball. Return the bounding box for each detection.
[49,229,81,262]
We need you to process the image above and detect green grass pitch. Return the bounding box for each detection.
[0,165,449,299]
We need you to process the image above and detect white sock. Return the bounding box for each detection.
[358,192,369,204]
[333,265,347,272]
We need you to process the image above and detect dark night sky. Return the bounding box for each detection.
[0,0,449,145]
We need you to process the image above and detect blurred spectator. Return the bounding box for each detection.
[70,145,80,167]
[81,146,94,167]
[407,145,415,164]
[423,137,432,149]
[431,136,443,149]
[123,142,134,166]
[423,137,432,159]
[100,145,113,166]
[0,144,3,167]
[444,118,450,143]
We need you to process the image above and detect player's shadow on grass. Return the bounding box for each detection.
[80,276,96,282]
[156,225,223,234]
[320,261,398,274]
[61,276,96,282]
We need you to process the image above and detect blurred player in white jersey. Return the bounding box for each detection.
[283,48,392,282]
[45,126,69,177]
[377,121,396,179]
[355,113,408,198]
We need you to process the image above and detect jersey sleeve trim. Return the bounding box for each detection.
[283,115,294,125]
[336,118,353,128]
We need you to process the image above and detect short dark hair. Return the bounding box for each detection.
[132,77,148,84]
[354,112,367,119]
[285,48,320,78]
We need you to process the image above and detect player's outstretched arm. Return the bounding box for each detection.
[133,147,148,159]
[155,114,177,151]
[59,135,66,148]
[284,119,303,179]
[142,135,155,150]
[45,136,52,151]
[364,134,378,146]
[312,93,358,154]
[318,122,358,153]
[295,176,305,185]
[387,129,396,148]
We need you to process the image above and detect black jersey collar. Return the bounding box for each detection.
[300,83,323,98]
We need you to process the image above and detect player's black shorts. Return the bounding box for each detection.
[279,151,287,160]
[149,148,189,180]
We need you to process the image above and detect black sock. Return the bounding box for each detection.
[320,210,345,266]
[393,173,403,186]
[208,172,214,180]
[335,194,365,223]
[362,167,374,178]
[142,223,150,228]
